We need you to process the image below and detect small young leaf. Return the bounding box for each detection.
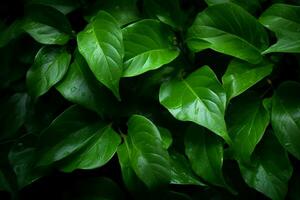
[77,11,124,99]
[187,3,269,64]
[160,66,230,143]
[271,81,300,160]
[122,19,179,77]
[26,46,71,98]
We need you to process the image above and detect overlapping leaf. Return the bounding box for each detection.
[239,132,293,200]
[205,0,261,13]
[222,59,273,100]
[226,93,270,161]
[56,50,119,116]
[59,125,121,172]
[122,19,179,77]
[159,66,229,143]
[23,4,72,45]
[187,3,269,64]
[271,81,300,160]
[185,125,233,192]
[125,115,171,189]
[26,46,71,98]
[260,4,300,53]
[36,105,105,166]
[77,11,124,99]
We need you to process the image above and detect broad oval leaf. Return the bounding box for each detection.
[226,93,270,161]
[187,3,269,64]
[222,59,273,100]
[170,151,206,186]
[23,4,72,45]
[77,10,124,99]
[26,46,71,98]
[56,50,119,116]
[0,93,30,141]
[59,125,121,172]
[122,19,179,77]
[36,105,104,166]
[126,115,171,188]
[271,81,300,160]
[159,66,230,143]
[184,125,233,192]
[239,132,293,200]
[259,4,300,53]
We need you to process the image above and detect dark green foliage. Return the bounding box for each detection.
[0,0,300,199]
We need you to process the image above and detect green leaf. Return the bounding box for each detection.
[0,20,24,47]
[23,21,70,45]
[104,0,140,26]
[8,134,47,189]
[239,132,293,200]
[259,4,300,53]
[222,59,273,100]
[23,4,72,45]
[159,66,230,143]
[117,143,148,194]
[36,105,105,166]
[158,126,173,149]
[205,0,261,14]
[0,93,30,141]
[122,19,179,77]
[184,125,233,192]
[271,81,300,160]
[143,0,187,29]
[26,0,80,14]
[187,3,269,64]
[77,10,124,99]
[170,152,206,186]
[26,46,71,98]
[126,115,171,189]
[59,125,121,172]
[226,93,270,161]
[67,177,124,200]
[56,50,119,116]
